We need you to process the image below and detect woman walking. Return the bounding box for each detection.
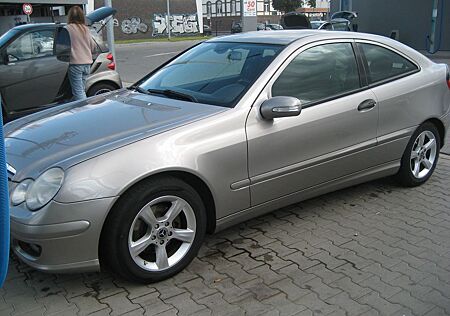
[66,6,96,100]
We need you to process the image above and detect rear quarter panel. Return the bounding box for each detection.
[374,62,450,139]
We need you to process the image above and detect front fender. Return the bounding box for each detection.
[54,107,251,220]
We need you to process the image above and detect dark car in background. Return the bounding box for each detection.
[280,12,311,29]
[0,7,122,122]
[203,24,212,36]
[331,11,358,32]
[231,21,242,33]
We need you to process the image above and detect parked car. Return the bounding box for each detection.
[280,12,311,29]
[257,23,266,31]
[331,11,358,21]
[0,7,122,122]
[311,20,327,29]
[312,19,352,31]
[5,30,450,283]
[231,21,242,33]
[331,11,358,31]
[257,23,282,31]
[203,24,212,36]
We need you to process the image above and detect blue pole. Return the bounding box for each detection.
[0,95,9,287]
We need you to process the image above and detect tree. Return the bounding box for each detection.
[272,0,316,13]
[304,0,316,7]
[272,0,303,13]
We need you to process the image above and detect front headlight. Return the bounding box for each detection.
[26,168,65,210]
[11,179,33,206]
[11,168,65,211]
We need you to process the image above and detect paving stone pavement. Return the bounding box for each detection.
[2,155,450,316]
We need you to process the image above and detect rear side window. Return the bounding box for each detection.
[358,43,418,84]
[272,43,360,105]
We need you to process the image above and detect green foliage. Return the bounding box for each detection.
[272,0,303,13]
[272,0,317,13]
[305,0,316,7]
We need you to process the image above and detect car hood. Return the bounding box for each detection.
[5,89,227,181]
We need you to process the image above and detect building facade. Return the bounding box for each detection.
[93,0,202,41]
[0,0,86,35]
[330,0,449,52]
[202,0,329,32]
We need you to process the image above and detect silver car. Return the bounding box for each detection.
[5,30,450,283]
[0,18,122,122]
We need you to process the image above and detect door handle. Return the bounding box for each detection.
[357,99,377,112]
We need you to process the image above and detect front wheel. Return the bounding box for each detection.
[101,177,207,283]
[395,122,440,187]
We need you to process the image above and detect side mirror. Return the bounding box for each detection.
[54,27,71,62]
[260,96,302,120]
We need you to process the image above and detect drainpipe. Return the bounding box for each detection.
[429,0,439,53]
[104,0,116,70]
[167,0,171,40]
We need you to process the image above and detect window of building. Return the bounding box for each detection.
[264,0,270,12]
[206,1,212,16]
[216,1,223,14]
[231,0,236,14]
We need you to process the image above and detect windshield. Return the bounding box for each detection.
[0,29,18,47]
[139,42,283,108]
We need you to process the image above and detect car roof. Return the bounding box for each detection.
[208,30,416,49]
[209,30,320,45]
[12,23,60,32]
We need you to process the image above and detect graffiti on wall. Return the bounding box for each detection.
[152,13,199,36]
[121,17,148,34]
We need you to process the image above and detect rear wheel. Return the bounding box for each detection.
[395,122,440,186]
[101,176,206,283]
[87,82,118,97]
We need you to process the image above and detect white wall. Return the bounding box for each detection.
[86,0,95,13]
[196,0,203,32]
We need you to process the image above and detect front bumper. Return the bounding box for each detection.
[10,197,117,273]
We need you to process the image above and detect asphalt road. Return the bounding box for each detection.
[115,40,204,86]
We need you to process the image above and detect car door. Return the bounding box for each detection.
[246,40,379,206]
[356,41,422,164]
[0,27,68,117]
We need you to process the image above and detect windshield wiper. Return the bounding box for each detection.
[147,89,198,103]
[128,86,151,95]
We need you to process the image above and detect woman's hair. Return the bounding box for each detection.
[68,6,86,28]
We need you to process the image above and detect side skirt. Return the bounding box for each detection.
[215,160,400,232]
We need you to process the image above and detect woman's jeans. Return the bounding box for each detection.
[68,64,91,101]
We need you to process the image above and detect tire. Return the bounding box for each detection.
[395,122,440,187]
[100,176,207,283]
[87,82,117,97]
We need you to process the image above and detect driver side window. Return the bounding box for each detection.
[272,42,360,105]
[7,29,54,62]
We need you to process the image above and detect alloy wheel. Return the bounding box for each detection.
[410,130,437,179]
[128,195,196,272]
